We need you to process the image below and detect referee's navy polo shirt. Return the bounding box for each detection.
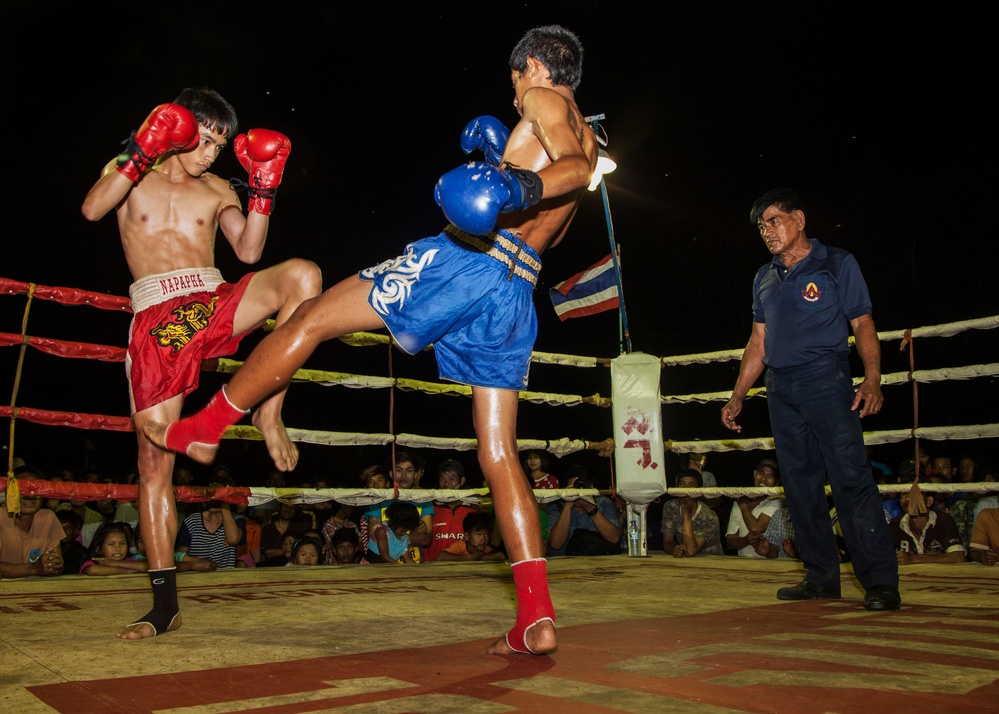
[752,239,873,370]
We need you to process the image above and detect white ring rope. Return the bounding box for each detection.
[3,278,998,504]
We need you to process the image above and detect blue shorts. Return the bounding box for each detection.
[359,225,540,391]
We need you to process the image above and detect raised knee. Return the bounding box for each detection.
[285,258,323,297]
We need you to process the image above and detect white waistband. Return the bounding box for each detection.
[129,267,224,313]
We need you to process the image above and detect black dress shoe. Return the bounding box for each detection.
[776,580,842,600]
[864,585,901,611]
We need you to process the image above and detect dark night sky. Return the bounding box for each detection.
[4,2,997,486]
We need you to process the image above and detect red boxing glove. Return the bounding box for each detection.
[116,103,198,181]
[234,129,291,215]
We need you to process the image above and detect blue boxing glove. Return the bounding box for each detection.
[434,161,544,236]
[460,116,510,166]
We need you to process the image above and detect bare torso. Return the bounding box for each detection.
[114,159,239,280]
[497,89,597,255]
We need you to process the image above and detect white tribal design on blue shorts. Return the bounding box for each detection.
[358,226,540,391]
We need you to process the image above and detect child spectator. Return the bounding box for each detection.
[81,521,147,576]
[365,501,421,564]
[328,527,367,565]
[425,459,480,562]
[522,450,559,490]
[436,512,506,562]
[56,509,90,576]
[286,536,323,566]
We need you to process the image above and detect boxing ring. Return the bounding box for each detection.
[3,275,998,514]
[4,277,999,714]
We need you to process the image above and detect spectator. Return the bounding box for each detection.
[260,501,313,564]
[80,521,147,576]
[890,483,966,565]
[307,476,338,530]
[173,464,200,520]
[725,459,784,558]
[365,501,421,564]
[931,455,956,485]
[684,453,725,519]
[234,501,261,568]
[259,533,296,567]
[176,475,245,569]
[0,467,65,578]
[286,535,323,566]
[56,491,107,549]
[968,508,999,566]
[364,451,434,563]
[43,469,70,512]
[749,506,799,559]
[320,501,362,564]
[425,459,480,562]
[356,464,391,552]
[253,469,288,526]
[661,468,723,557]
[56,509,90,576]
[950,458,997,551]
[546,465,621,557]
[522,450,559,490]
[328,526,366,565]
[437,512,506,562]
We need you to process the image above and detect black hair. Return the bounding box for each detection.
[750,187,805,225]
[462,511,493,535]
[88,521,134,560]
[385,501,421,532]
[509,25,584,91]
[521,450,551,472]
[291,535,323,559]
[329,527,359,547]
[676,467,703,489]
[56,509,84,529]
[173,87,238,139]
[561,463,592,488]
[360,464,389,484]
[393,450,425,472]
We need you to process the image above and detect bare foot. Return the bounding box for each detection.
[487,620,557,656]
[115,612,182,640]
[143,420,218,465]
[252,411,299,471]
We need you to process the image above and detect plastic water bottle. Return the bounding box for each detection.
[628,519,641,556]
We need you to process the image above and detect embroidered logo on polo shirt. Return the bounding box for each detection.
[801,281,822,303]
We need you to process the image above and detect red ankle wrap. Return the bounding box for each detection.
[164,387,248,456]
[505,558,555,654]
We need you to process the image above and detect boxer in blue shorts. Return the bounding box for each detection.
[148,25,598,656]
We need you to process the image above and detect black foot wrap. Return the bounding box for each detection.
[128,567,180,635]
[126,608,181,637]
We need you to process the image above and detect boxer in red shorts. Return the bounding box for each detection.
[82,87,321,639]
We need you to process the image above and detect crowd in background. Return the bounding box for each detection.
[3,441,999,579]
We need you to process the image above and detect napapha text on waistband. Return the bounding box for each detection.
[444,224,540,286]
[129,267,225,313]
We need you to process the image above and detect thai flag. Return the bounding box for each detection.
[548,253,620,321]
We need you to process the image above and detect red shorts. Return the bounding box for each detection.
[126,268,255,414]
